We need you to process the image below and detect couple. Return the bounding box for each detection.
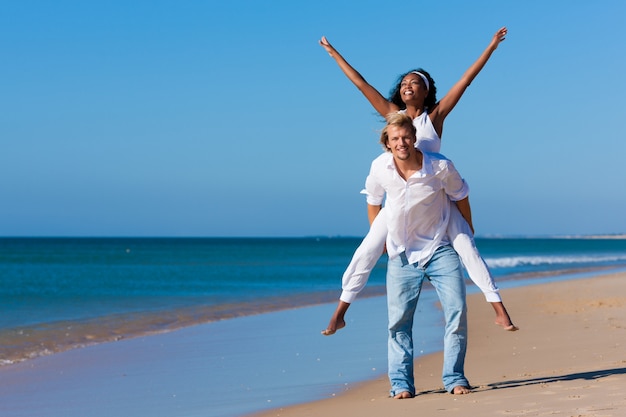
[360,111,471,397]
[320,28,517,398]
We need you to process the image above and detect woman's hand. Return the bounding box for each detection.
[491,27,508,50]
[319,36,335,56]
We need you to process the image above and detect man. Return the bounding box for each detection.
[363,112,472,398]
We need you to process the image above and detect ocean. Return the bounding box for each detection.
[2,236,626,366]
[1,237,626,416]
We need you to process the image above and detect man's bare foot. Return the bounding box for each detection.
[451,385,471,395]
[393,391,414,399]
[321,318,345,336]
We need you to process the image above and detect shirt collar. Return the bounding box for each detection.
[420,151,434,175]
[385,150,433,177]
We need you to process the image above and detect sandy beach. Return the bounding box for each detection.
[252,271,626,417]
[0,270,625,417]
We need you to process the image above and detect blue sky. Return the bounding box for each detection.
[1,0,625,237]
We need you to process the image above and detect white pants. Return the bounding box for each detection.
[339,203,501,304]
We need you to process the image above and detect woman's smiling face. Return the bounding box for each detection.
[400,73,428,104]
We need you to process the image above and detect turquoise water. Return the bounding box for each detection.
[1,237,626,366]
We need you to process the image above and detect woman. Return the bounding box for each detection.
[320,27,517,335]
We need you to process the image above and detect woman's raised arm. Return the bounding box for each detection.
[431,27,508,128]
[320,36,398,117]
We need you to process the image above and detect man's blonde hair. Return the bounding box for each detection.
[380,112,417,151]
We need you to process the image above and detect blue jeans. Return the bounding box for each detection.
[386,245,469,395]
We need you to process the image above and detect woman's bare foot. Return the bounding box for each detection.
[321,317,345,336]
[393,391,414,399]
[321,301,350,336]
[452,385,471,395]
[496,321,519,331]
[491,302,519,331]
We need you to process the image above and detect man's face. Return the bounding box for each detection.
[386,125,416,161]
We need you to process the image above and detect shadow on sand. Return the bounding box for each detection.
[416,366,626,396]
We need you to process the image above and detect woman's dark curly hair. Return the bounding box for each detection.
[388,68,437,112]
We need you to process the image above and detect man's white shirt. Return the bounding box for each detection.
[362,151,469,266]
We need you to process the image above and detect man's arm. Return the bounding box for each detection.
[454,197,474,235]
[367,204,382,226]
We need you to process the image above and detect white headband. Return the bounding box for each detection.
[410,71,429,92]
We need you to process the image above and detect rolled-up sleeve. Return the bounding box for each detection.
[442,160,470,202]
[361,175,385,205]
[361,158,386,206]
